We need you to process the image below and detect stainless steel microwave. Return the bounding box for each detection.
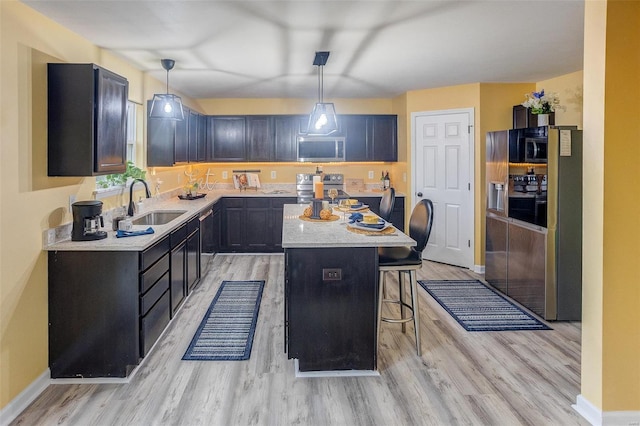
[524,137,547,163]
[296,136,345,162]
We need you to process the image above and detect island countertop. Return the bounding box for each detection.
[282,204,415,249]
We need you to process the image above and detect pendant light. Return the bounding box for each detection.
[307,51,338,135]
[149,59,184,120]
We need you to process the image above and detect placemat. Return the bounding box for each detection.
[298,214,340,222]
[346,225,396,235]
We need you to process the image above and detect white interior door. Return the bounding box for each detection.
[412,109,474,269]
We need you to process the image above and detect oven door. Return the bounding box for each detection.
[525,138,547,163]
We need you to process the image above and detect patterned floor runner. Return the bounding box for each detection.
[183,280,265,360]
[418,280,551,331]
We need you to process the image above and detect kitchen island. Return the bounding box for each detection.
[282,204,415,374]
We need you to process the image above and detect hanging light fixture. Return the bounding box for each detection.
[149,59,184,120]
[307,51,338,135]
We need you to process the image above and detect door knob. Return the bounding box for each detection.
[417,192,423,197]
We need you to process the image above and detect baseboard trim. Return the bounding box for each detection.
[0,369,50,426]
[573,394,640,426]
[473,264,485,274]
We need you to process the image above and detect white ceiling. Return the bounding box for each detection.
[22,0,585,100]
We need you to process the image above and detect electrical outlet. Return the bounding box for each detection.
[222,171,228,179]
[323,268,342,281]
[368,171,374,179]
[46,230,56,246]
[68,195,76,212]
[271,171,277,179]
[403,172,407,182]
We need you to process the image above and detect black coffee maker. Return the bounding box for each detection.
[72,200,107,241]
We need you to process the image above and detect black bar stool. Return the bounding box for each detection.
[377,199,434,356]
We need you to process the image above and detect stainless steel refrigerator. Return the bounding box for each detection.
[485,127,582,320]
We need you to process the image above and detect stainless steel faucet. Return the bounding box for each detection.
[128,179,151,216]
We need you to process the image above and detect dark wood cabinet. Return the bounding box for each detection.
[246,116,274,161]
[174,106,189,163]
[188,110,206,162]
[220,197,296,252]
[274,115,305,161]
[341,115,397,162]
[285,247,377,371]
[48,63,128,176]
[47,208,206,378]
[208,116,246,161]
[147,100,176,167]
[513,105,555,129]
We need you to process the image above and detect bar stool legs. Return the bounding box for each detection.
[377,266,421,356]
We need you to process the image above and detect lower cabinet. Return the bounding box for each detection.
[220,197,296,252]
[47,213,204,379]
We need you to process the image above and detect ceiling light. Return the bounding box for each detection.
[307,51,338,135]
[149,59,184,121]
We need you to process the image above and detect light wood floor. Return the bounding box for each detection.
[12,254,586,426]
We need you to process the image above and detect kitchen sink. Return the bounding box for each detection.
[131,210,187,226]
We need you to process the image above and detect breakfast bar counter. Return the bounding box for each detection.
[282,204,415,374]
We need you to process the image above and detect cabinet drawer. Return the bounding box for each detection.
[140,253,169,293]
[170,224,187,248]
[140,290,170,357]
[187,216,200,234]
[140,270,169,316]
[223,197,243,208]
[140,236,170,271]
[246,198,270,208]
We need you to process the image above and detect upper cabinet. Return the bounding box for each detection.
[207,116,246,162]
[147,113,397,164]
[342,115,397,162]
[48,63,129,176]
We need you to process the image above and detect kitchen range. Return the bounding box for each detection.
[296,173,349,203]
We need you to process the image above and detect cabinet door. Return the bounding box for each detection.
[342,115,368,161]
[147,100,176,167]
[246,116,273,161]
[370,115,397,161]
[174,106,189,163]
[245,198,270,251]
[197,114,207,162]
[170,243,186,316]
[95,67,129,173]
[221,198,244,250]
[186,230,200,292]
[274,116,299,161]
[210,116,246,161]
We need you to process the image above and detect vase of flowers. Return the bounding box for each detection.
[522,89,561,114]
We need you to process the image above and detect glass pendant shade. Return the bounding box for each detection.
[149,93,184,120]
[149,58,184,121]
[307,102,338,135]
[306,51,337,135]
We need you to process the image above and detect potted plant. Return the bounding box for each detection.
[522,89,561,125]
[97,161,146,189]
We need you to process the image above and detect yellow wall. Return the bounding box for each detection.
[0,1,193,407]
[537,71,584,129]
[581,0,640,412]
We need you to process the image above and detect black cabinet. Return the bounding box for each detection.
[342,115,397,162]
[220,197,296,252]
[147,100,176,167]
[174,106,189,163]
[208,116,246,161]
[48,63,128,176]
[170,224,187,315]
[186,216,201,292]
[188,110,206,162]
[246,116,274,161]
[356,195,405,232]
[274,115,307,161]
[285,247,378,371]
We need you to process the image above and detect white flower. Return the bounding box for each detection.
[522,89,561,114]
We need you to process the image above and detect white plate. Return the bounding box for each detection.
[349,221,393,232]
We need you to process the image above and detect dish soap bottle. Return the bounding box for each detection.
[384,171,390,190]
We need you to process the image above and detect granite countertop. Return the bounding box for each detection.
[281,204,415,249]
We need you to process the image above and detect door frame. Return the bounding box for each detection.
[410,107,475,270]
